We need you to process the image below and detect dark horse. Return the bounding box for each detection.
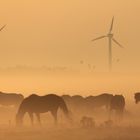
[0,91,24,107]
[85,93,113,110]
[134,92,140,104]
[109,95,125,120]
[16,94,70,126]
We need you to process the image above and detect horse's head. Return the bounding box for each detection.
[134,93,140,104]
[16,113,23,126]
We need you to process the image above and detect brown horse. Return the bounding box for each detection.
[109,95,125,120]
[0,92,24,107]
[134,92,140,104]
[16,94,70,126]
[85,93,113,110]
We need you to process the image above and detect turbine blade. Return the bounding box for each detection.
[112,38,124,48]
[109,17,114,33]
[0,25,6,32]
[91,35,106,41]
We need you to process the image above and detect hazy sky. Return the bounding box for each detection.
[0,0,140,94]
[0,0,139,73]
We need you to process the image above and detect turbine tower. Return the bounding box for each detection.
[91,17,123,72]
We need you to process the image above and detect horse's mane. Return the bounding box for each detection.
[114,95,124,98]
[96,93,113,97]
[28,94,39,97]
[87,93,113,100]
[61,95,71,98]
[72,95,84,99]
[27,94,60,99]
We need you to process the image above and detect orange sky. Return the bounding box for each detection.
[0,0,140,95]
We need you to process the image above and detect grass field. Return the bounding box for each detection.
[0,125,140,140]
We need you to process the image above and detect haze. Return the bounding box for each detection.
[0,0,140,95]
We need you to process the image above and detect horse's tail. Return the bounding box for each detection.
[59,98,69,115]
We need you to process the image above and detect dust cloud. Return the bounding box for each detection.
[0,90,140,140]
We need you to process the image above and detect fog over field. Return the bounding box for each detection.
[0,70,140,140]
[0,69,139,97]
[0,0,140,139]
[0,67,140,140]
[0,97,140,140]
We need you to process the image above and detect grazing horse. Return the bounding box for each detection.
[62,95,85,112]
[85,93,113,110]
[109,95,125,120]
[134,92,140,104]
[0,92,24,107]
[16,94,70,126]
[61,95,72,106]
[71,95,85,106]
[70,95,86,114]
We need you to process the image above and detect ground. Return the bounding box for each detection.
[0,124,140,140]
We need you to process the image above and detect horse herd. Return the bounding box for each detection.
[0,91,140,126]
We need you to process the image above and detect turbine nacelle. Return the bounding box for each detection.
[91,17,123,48]
[107,33,113,38]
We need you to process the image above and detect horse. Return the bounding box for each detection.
[16,94,70,126]
[71,95,85,106]
[0,91,24,107]
[109,95,125,120]
[134,92,140,104]
[85,93,113,110]
[61,95,72,105]
[70,95,86,114]
[62,95,85,112]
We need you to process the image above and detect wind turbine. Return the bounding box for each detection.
[91,17,123,72]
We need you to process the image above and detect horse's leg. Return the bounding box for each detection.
[108,109,112,120]
[106,102,110,110]
[35,113,41,125]
[118,109,124,122]
[28,112,34,126]
[106,104,111,120]
[51,110,58,125]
